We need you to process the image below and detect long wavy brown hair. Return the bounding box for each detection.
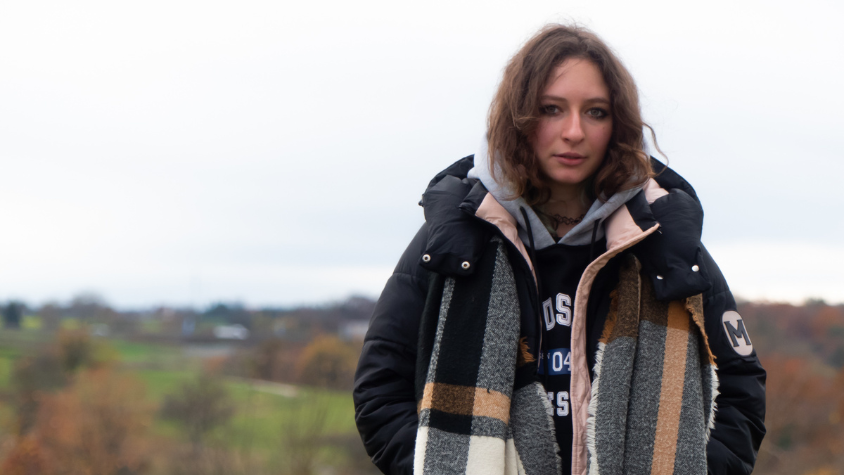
[487,24,659,205]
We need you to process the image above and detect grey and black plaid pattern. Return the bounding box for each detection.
[415,238,559,474]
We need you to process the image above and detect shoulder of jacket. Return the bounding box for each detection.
[417,155,494,278]
[628,160,713,301]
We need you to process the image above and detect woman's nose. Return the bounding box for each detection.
[562,115,585,143]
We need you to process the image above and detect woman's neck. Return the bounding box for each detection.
[538,183,593,239]
[545,183,590,214]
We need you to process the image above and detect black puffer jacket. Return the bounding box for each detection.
[353,156,766,475]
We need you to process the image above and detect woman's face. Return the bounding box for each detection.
[530,58,613,195]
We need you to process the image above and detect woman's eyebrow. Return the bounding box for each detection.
[540,95,610,104]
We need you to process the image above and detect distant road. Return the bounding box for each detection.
[227,376,298,397]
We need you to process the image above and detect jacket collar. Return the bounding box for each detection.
[419,156,712,301]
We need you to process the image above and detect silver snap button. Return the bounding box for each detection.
[656,275,664,280]
[691,265,700,272]
[422,254,431,263]
[461,261,471,270]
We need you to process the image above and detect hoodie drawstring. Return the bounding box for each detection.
[589,219,600,263]
[519,207,541,293]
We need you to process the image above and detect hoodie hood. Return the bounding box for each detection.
[467,136,644,249]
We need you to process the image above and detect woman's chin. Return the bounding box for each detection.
[547,174,590,190]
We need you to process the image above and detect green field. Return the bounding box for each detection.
[112,339,358,436]
[110,340,182,364]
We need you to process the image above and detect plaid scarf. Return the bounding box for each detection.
[587,254,718,475]
[414,240,718,475]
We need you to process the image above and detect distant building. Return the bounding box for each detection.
[213,323,249,340]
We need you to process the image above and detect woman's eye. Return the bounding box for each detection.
[540,105,560,115]
[586,108,609,119]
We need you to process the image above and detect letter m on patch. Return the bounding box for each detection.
[724,319,751,348]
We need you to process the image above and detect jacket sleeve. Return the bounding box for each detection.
[700,245,766,475]
[354,224,430,475]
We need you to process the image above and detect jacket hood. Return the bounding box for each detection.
[419,152,712,302]
[467,136,644,249]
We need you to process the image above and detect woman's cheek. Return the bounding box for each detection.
[595,123,612,154]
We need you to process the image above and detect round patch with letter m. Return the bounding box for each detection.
[722,311,753,356]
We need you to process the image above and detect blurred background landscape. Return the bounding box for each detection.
[1,0,842,473]
[0,296,840,474]
[0,295,377,474]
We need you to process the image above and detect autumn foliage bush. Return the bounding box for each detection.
[3,331,151,475]
[746,302,844,474]
[10,329,118,437]
[754,355,844,473]
[0,436,46,475]
[2,368,154,475]
[159,374,234,452]
[296,335,359,390]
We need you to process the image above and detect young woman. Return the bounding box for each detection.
[354,25,765,475]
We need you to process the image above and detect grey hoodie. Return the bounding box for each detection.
[468,136,644,250]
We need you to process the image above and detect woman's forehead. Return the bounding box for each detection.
[543,59,610,100]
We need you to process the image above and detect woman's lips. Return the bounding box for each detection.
[554,152,586,166]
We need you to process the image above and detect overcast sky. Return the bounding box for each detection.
[1,0,842,309]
